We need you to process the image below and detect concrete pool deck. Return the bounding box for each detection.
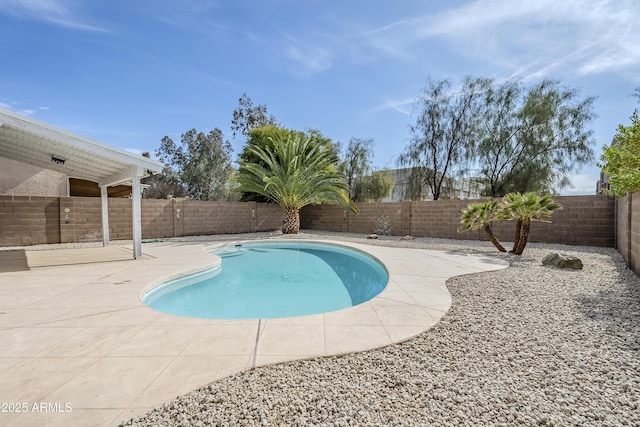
[0,239,508,426]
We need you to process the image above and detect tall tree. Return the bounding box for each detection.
[231,93,279,139]
[398,77,487,200]
[235,133,357,234]
[599,87,640,197]
[142,167,188,199]
[474,79,596,196]
[353,170,394,202]
[155,128,233,201]
[142,151,188,199]
[340,137,374,201]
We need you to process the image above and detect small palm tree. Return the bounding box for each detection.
[235,133,357,234]
[458,199,506,252]
[501,192,562,255]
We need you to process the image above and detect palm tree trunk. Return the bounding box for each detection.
[484,224,507,252]
[513,218,531,255]
[511,218,522,253]
[282,208,300,234]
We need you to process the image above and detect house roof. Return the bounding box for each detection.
[0,109,163,187]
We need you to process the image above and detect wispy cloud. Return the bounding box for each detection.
[281,36,334,77]
[360,0,640,81]
[0,99,47,116]
[0,0,108,31]
[372,98,417,116]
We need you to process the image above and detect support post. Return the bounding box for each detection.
[101,185,109,247]
[132,176,142,259]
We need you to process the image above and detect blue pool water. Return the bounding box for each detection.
[143,241,389,320]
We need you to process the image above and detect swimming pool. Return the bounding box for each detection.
[143,241,389,319]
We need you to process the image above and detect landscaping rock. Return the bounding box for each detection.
[542,253,583,269]
[401,235,415,240]
[367,234,378,239]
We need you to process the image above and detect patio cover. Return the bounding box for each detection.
[0,108,164,259]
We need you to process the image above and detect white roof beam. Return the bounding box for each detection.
[100,166,145,188]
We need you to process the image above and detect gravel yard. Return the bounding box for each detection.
[66,232,638,426]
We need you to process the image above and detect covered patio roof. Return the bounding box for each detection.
[0,108,164,259]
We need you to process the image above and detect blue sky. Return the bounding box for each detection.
[1,0,639,195]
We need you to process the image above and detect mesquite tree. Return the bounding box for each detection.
[398,77,487,200]
[474,79,596,196]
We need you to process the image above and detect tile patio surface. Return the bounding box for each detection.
[0,239,508,426]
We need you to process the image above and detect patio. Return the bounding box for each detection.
[0,237,508,426]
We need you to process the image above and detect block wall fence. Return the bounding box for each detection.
[301,195,615,247]
[614,193,640,275]
[2,193,640,275]
[0,196,283,246]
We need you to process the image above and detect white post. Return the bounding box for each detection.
[132,176,142,259]
[101,185,109,247]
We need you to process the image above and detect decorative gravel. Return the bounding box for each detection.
[41,232,638,427]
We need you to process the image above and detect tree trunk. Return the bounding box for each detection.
[513,218,531,255]
[282,208,300,234]
[511,218,522,253]
[483,224,507,252]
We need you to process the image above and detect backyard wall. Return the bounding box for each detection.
[5,193,640,275]
[0,196,60,246]
[615,193,640,275]
[301,195,615,247]
[0,196,282,246]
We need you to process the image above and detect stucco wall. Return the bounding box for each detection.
[0,157,68,197]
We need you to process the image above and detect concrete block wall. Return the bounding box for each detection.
[616,195,630,264]
[0,196,285,246]
[300,204,348,233]
[302,195,615,247]
[254,203,284,232]
[142,199,174,238]
[409,199,473,240]
[0,194,619,250]
[7,193,640,275]
[631,194,640,274]
[0,195,60,246]
[616,193,640,274]
[182,201,254,236]
[348,201,412,236]
[488,195,615,247]
[107,198,134,241]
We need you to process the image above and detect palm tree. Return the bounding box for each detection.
[501,192,562,255]
[235,133,357,234]
[458,199,506,252]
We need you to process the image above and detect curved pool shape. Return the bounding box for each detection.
[143,241,389,320]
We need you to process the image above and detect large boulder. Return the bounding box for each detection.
[542,253,583,270]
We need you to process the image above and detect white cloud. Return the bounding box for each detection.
[282,38,333,77]
[372,98,416,116]
[359,0,640,81]
[0,99,51,116]
[0,0,108,31]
